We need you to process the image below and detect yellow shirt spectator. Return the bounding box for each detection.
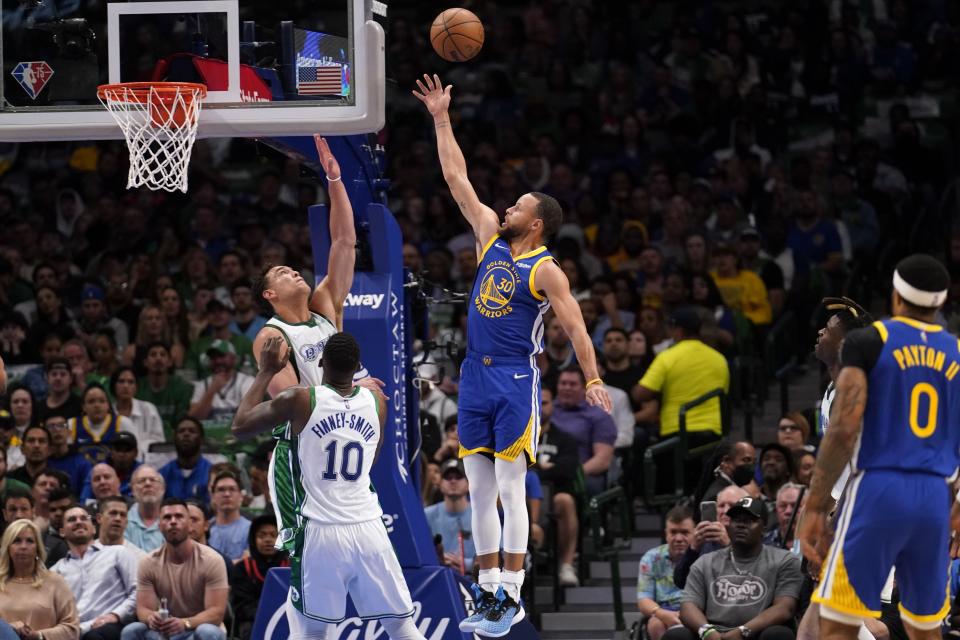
[639,336,729,437]
[710,268,772,326]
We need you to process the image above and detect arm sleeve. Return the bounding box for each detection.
[205,548,230,590]
[636,548,658,600]
[42,575,81,640]
[673,547,701,590]
[639,353,667,393]
[113,549,140,624]
[592,410,618,446]
[773,553,803,600]
[682,556,708,609]
[840,326,884,374]
[136,555,156,592]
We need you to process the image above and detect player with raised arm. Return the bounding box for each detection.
[250,135,380,551]
[233,333,425,640]
[414,73,612,637]
[799,254,960,640]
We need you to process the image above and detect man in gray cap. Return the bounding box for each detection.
[424,458,476,575]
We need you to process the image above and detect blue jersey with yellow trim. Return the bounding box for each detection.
[854,317,960,478]
[467,234,554,358]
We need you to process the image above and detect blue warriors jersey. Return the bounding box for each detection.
[467,234,555,358]
[851,317,960,478]
[70,413,123,465]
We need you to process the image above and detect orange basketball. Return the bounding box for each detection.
[430,8,484,62]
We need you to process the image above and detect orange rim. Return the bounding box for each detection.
[97,82,208,105]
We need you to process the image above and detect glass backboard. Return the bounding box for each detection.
[0,0,383,140]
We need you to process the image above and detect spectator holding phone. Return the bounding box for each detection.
[674,485,747,588]
[668,496,802,640]
[637,505,695,640]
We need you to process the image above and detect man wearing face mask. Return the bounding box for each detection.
[697,440,758,504]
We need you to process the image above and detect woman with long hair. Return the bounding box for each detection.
[0,518,79,640]
[25,288,73,348]
[67,383,134,465]
[3,385,32,470]
[91,329,120,379]
[121,305,184,375]
[110,366,164,459]
[157,287,191,354]
[689,273,736,353]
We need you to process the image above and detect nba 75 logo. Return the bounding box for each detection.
[299,340,326,362]
[11,62,54,100]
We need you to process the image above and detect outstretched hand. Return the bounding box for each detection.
[259,335,290,375]
[314,135,341,181]
[412,74,452,116]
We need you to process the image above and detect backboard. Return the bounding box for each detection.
[0,0,384,140]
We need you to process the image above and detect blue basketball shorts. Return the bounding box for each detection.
[813,469,951,630]
[457,354,540,463]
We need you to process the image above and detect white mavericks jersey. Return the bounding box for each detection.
[820,382,851,501]
[298,384,382,524]
[266,313,338,388]
[266,312,369,392]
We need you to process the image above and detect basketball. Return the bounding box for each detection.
[430,8,484,62]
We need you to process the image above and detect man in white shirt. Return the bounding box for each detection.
[53,504,139,640]
[97,495,147,559]
[188,340,255,428]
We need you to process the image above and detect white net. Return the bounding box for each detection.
[97,82,207,194]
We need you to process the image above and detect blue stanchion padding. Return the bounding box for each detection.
[307,202,435,568]
[251,567,539,640]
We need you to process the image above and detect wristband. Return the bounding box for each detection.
[586,378,603,388]
[327,175,342,182]
[699,625,717,640]
[955,487,960,503]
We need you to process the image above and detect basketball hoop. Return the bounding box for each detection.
[97,82,207,194]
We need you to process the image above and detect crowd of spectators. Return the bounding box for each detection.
[0,0,956,637]
[398,0,960,636]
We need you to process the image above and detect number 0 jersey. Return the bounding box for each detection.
[297,384,382,524]
[843,316,960,478]
[467,234,555,359]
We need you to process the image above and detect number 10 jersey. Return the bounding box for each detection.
[296,384,383,524]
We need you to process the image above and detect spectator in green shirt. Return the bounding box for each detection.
[186,299,256,379]
[135,342,193,440]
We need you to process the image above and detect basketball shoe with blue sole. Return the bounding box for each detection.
[475,586,525,638]
[459,584,500,633]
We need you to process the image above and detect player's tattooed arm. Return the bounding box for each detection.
[807,366,867,511]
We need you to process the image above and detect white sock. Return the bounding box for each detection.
[479,567,501,594]
[501,569,524,602]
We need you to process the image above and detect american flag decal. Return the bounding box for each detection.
[297,65,342,95]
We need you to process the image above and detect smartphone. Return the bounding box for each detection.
[699,500,717,522]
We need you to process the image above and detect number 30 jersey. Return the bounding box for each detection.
[842,317,960,478]
[297,384,382,524]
